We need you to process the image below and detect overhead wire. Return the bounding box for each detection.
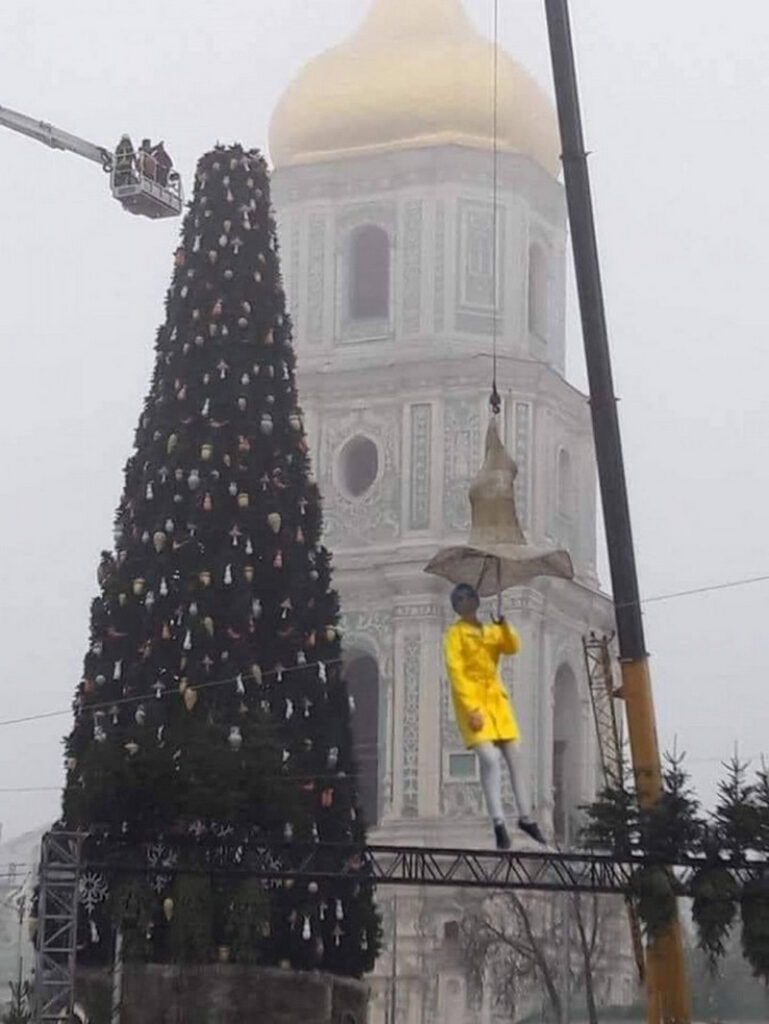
[489,0,501,415]
[0,565,767,734]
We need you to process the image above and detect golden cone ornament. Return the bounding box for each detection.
[425,418,573,596]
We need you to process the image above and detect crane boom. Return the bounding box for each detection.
[542,1,691,1021]
[0,103,111,169]
[0,102,182,219]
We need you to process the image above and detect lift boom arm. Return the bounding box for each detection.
[542,1,691,1021]
[0,103,112,169]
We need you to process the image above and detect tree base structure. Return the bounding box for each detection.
[76,963,369,1024]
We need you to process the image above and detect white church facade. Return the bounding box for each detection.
[269,0,632,1018]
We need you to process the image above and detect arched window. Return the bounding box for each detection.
[344,650,380,827]
[556,447,574,519]
[350,225,390,320]
[528,244,549,339]
[338,435,379,498]
[553,664,581,843]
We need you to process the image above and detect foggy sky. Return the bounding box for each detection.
[0,0,767,842]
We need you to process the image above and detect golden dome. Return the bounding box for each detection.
[269,0,561,175]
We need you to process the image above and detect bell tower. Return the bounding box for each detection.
[269,0,624,1018]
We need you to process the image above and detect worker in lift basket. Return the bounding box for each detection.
[444,583,546,850]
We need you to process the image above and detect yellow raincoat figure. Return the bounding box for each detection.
[444,582,546,849]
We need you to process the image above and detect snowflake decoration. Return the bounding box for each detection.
[79,872,108,915]
[151,873,172,894]
[146,843,178,869]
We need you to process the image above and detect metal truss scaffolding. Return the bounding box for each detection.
[34,831,83,1023]
[583,631,647,982]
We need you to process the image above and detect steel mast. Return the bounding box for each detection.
[542,1,691,1020]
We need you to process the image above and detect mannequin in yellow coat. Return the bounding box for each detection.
[444,583,546,850]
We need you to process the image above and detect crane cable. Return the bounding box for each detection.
[488,0,501,416]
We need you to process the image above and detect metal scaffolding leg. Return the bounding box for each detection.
[583,633,646,984]
[34,831,83,1023]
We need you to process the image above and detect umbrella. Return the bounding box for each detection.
[425,417,573,611]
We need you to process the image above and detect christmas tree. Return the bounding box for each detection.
[61,144,380,976]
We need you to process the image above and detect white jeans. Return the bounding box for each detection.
[474,740,531,822]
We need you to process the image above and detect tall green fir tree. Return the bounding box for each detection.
[60,144,380,976]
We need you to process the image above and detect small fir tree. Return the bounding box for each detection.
[714,756,760,860]
[60,145,380,975]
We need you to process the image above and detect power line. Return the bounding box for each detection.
[637,572,769,607]
[0,656,347,729]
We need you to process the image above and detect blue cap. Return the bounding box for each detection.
[450,582,479,612]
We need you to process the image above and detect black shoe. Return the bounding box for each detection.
[518,819,547,845]
[494,821,511,850]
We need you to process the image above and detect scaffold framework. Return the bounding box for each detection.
[34,832,83,1023]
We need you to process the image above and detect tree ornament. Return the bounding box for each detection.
[124,741,139,756]
[188,469,201,491]
[183,688,198,711]
[251,664,263,685]
[238,434,251,453]
[204,616,214,636]
[132,578,146,597]
[251,597,262,617]
[203,493,213,512]
[283,822,293,841]
[228,725,243,751]
[267,512,282,534]
[163,897,174,922]
[160,577,169,597]
[223,564,233,586]
[237,396,247,411]
[273,550,283,570]
[145,482,154,501]
[199,570,212,587]
[237,491,249,509]
[208,250,218,264]
[335,899,344,921]
[153,531,167,553]
[289,412,302,431]
[327,746,339,769]
[296,527,305,544]
[113,661,122,681]
[285,698,294,720]
[167,433,178,454]
[183,630,192,651]
[200,443,214,461]
[135,704,146,726]
[302,917,311,941]
[260,413,273,436]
